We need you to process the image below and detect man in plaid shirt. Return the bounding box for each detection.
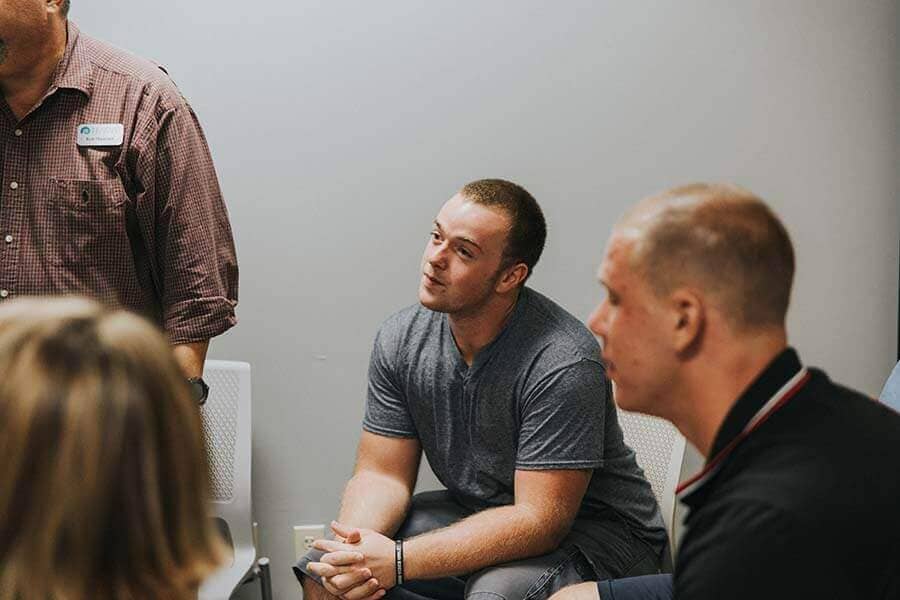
[0,0,238,394]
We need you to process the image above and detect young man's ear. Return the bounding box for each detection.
[496,263,529,294]
[670,288,704,353]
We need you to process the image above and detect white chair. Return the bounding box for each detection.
[198,361,271,599]
[616,408,686,571]
[880,360,900,412]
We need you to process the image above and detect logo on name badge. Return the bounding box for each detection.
[76,123,124,147]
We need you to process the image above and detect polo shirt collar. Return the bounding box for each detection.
[705,347,803,460]
[49,21,93,98]
[680,347,803,511]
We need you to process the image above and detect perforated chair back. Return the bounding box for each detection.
[616,408,686,569]
[199,361,255,600]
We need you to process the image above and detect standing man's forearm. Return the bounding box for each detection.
[173,340,210,378]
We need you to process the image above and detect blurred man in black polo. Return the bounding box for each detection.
[553,183,900,600]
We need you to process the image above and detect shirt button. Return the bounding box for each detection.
[9,182,18,190]
[3,235,11,243]
[14,129,23,137]
[0,290,9,298]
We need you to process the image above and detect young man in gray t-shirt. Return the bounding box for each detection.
[294,179,665,600]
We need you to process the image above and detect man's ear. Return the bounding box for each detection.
[669,288,704,353]
[496,262,529,294]
[46,0,65,15]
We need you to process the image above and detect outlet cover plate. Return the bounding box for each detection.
[293,524,326,561]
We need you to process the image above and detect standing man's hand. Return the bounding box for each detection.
[311,521,396,600]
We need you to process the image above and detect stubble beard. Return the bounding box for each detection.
[428,270,503,318]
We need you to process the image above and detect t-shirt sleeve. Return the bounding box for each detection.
[516,358,606,469]
[362,324,418,438]
[676,501,845,599]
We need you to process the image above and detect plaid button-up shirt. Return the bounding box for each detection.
[0,21,238,344]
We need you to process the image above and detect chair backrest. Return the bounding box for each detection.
[200,360,253,560]
[880,360,900,412]
[616,408,686,566]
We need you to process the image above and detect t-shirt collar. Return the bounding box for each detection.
[444,287,531,376]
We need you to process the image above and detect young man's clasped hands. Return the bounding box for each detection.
[309,522,395,600]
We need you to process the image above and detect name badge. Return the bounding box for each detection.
[76,123,124,147]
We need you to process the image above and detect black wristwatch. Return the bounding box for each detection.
[188,377,210,405]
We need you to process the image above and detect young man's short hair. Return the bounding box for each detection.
[460,179,547,281]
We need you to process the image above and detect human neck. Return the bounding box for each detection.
[672,328,787,458]
[1,22,67,121]
[448,289,520,366]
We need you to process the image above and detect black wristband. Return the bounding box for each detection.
[395,539,404,586]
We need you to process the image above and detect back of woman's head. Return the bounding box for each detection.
[0,298,223,600]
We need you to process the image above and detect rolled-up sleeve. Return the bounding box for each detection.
[133,94,238,344]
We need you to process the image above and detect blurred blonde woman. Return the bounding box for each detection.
[0,298,224,600]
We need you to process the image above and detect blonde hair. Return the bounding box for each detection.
[622,183,795,331]
[0,298,224,600]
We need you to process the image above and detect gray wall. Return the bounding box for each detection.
[76,2,899,598]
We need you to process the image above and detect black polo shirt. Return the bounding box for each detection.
[675,348,900,599]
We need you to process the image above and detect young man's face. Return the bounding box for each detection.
[588,233,676,416]
[418,193,512,316]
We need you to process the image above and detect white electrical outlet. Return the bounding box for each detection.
[293,524,326,560]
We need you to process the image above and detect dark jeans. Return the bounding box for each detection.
[597,574,673,600]
[295,491,659,600]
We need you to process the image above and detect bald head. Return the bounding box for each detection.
[618,183,794,331]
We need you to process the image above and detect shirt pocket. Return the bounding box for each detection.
[48,178,130,270]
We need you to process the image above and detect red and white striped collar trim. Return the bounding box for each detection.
[676,367,812,498]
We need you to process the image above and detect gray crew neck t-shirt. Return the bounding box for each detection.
[363,287,666,557]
